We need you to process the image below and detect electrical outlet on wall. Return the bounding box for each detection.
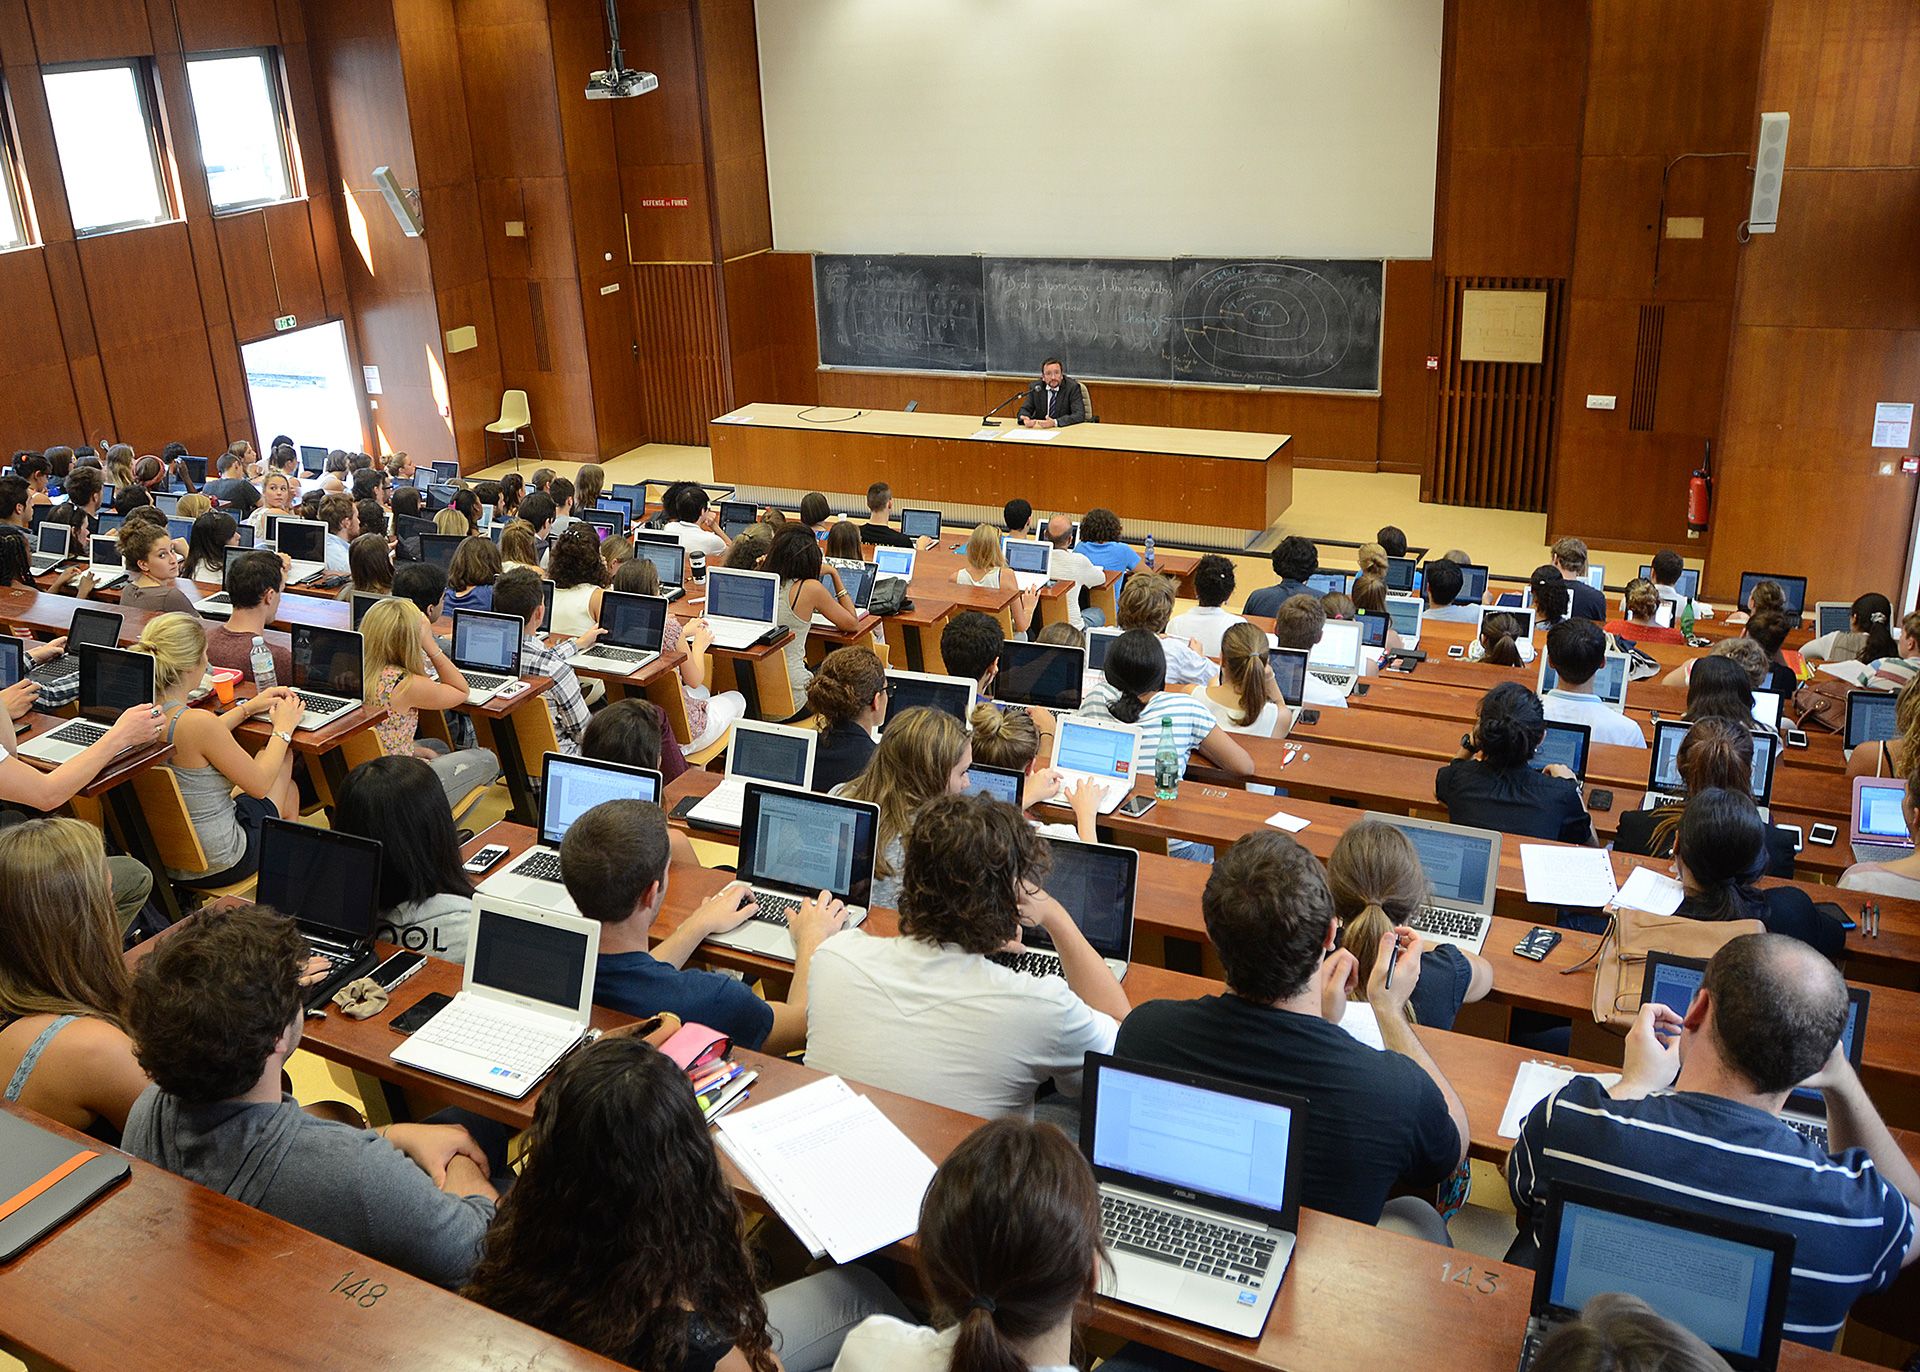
[1586,395,1616,410]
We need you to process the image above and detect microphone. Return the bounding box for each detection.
[981,389,1026,427]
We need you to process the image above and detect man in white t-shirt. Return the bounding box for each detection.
[1167,554,1247,658]
[1541,619,1646,748]
[1272,595,1348,709]
[805,792,1127,1119]
[657,481,730,560]
[1041,515,1105,630]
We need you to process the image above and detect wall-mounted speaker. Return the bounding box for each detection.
[371,166,424,238]
[1747,112,1789,234]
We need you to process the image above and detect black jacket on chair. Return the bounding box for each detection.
[1017,377,1088,427]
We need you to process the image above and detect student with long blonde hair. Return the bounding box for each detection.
[1326,821,1492,1029]
[360,597,500,816]
[499,520,540,574]
[836,706,971,912]
[1201,620,1291,736]
[135,612,302,882]
[954,523,1038,634]
[247,469,296,539]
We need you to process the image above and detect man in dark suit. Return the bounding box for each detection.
[1017,357,1087,428]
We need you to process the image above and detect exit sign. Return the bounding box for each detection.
[273,314,298,332]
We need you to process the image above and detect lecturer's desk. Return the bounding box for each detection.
[710,403,1293,533]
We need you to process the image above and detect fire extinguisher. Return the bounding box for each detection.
[1687,441,1712,538]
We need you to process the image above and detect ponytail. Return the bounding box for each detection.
[1108,692,1146,725]
[950,1299,1026,1372]
[1219,622,1272,727]
[1343,901,1417,1025]
[1854,593,1897,663]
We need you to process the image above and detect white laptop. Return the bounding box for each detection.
[1538,650,1629,712]
[19,645,154,765]
[1384,593,1423,650]
[572,590,668,675]
[28,522,72,576]
[813,559,876,627]
[1363,811,1501,956]
[85,533,127,589]
[1307,618,1364,697]
[684,719,818,831]
[288,626,365,731]
[478,753,662,910]
[1476,601,1540,648]
[1001,537,1053,590]
[1082,1054,1303,1339]
[389,896,599,1099]
[992,836,1135,980]
[449,609,524,704]
[1045,715,1141,816]
[1582,565,1606,590]
[274,517,328,584]
[702,567,782,650]
[1750,688,1783,732]
[705,783,878,960]
[870,545,916,584]
[1643,720,1776,820]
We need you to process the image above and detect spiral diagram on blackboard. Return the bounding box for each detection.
[1170,262,1354,382]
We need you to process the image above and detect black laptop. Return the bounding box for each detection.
[255,819,385,1010]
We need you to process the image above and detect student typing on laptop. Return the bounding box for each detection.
[611,556,746,754]
[1269,595,1350,710]
[558,798,842,1056]
[763,526,864,697]
[1541,619,1645,748]
[1436,682,1594,845]
[1840,771,1920,899]
[1508,933,1919,1349]
[1613,720,1796,879]
[122,905,501,1287]
[490,569,602,755]
[359,598,501,815]
[1113,831,1465,1240]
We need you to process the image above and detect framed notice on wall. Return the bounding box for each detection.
[1459,289,1548,364]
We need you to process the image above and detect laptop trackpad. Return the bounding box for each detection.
[1109,1249,1186,1308]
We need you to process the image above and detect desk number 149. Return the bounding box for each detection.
[332,1271,388,1307]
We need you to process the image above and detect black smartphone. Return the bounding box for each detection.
[1116,793,1158,818]
[391,992,452,1036]
[670,795,702,821]
[370,950,425,993]
[1514,927,1563,961]
[1296,708,1321,726]
[1588,789,1613,812]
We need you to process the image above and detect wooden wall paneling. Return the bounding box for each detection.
[1582,0,1768,155]
[612,3,709,265]
[1648,300,1734,441]
[1442,146,1582,279]
[393,0,473,193]
[1567,156,1660,299]
[632,262,723,445]
[23,0,152,63]
[171,0,280,52]
[1757,0,1920,169]
[1735,170,1920,332]
[1445,0,1589,150]
[0,1,35,62]
[814,370,993,419]
[37,243,109,435]
[718,248,818,411]
[1433,275,1563,511]
[260,197,328,329]
[212,211,274,339]
[97,333,225,454]
[205,320,254,443]
[1550,430,1698,549]
[6,53,74,244]
[280,42,350,307]
[1378,257,1435,473]
[0,248,82,447]
[698,0,771,262]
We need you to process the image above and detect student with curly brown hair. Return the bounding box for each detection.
[804,646,886,793]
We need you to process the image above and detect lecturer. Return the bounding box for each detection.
[1017,357,1087,429]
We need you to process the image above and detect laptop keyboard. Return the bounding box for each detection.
[30,659,77,686]
[751,890,802,926]
[199,592,231,607]
[989,949,1062,978]
[48,720,108,748]
[465,671,511,692]
[296,691,348,716]
[1310,670,1349,687]
[510,849,562,883]
[1406,904,1488,943]
[1785,1116,1829,1150]
[1100,1195,1276,1287]
[410,1001,573,1078]
[584,645,655,664]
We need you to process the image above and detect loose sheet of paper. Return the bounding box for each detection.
[1614,867,1684,916]
[1499,1062,1622,1138]
[997,427,1060,440]
[1265,810,1311,833]
[1339,1001,1386,1051]
[1519,844,1619,907]
[967,428,1002,440]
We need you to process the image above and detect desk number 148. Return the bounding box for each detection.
[331,1271,388,1307]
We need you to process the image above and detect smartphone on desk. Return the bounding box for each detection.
[391,992,451,1036]
[1116,794,1158,818]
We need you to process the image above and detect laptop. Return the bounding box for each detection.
[1002,537,1053,590]
[1845,688,1898,755]
[417,531,464,573]
[1081,1054,1302,1339]
[995,641,1085,711]
[1453,563,1490,605]
[576,507,623,540]
[1304,569,1350,597]
[1356,612,1388,650]
[684,719,818,830]
[1850,775,1912,861]
[19,645,154,765]
[1477,601,1540,647]
[718,499,758,538]
[572,590,668,674]
[1385,593,1424,649]
[84,533,127,589]
[611,482,650,517]
[191,545,258,617]
[1751,688,1783,732]
[449,609,524,703]
[479,754,662,910]
[1045,715,1141,816]
[632,539,687,602]
[275,517,328,583]
[0,1110,131,1263]
[28,607,122,694]
[1516,1182,1792,1372]
[1737,571,1808,621]
[1384,555,1419,593]
[701,567,782,649]
[287,626,365,730]
[152,491,181,519]
[1539,650,1629,711]
[962,760,1026,807]
[1813,601,1852,638]
[431,460,461,483]
[1307,618,1364,696]
[992,836,1135,980]
[1267,646,1308,707]
[1530,720,1591,779]
[255,819,383,1009]
[871,545,916,582]
[705,783,877,959]
[883,669,976,730]
[1086,625,1123,675]
[28,522,72,575]
[391,895,600,1099]
[1639,563,1701,600]
[1642,720,1778,815]
[813,559,876,627]
[1364,811,1500,955]
[898,507,941,542]
[1581,565,1606,590]
[350,590,387,629]
[299,445,327,474]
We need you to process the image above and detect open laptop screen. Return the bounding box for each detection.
[1384,556,1417,592]
[871,546,914,578]
[730,726,813,787]
[898,508,941,541]
[1356,612,1387,649]
[1055,719,1135,782]
[70,608,121,653]
[995,642,1084,710]
[1847,691,1898,751]
[470,905,592,1011]
[0,638,21,688]
[1453,564,1489,605]
[599,591,668,650]
[1089,1060,1294,1215]
[1086,628,1120,673]
[1738,572,1808,617]
[541,755,660,846]
[1309,620,1362,671]
[37,523,68,558]
[634,540,685,587]
[452,611,521,673]
[257,821,381,946]
[277,519,325,564]
[1267,647,1308,707]
[1640,565,1701,599]
[79,645,152,722]
[1530,722,1589,777]
[1305,570,1350,597]
[1026,838,1133,960]
[1650,722,1774,801]
[1390,821,1494,907]
[739,786,875,906]
[706,570,776,622]
[1816,603,1851,637]
[292,627,362,696]
[1858,781,1907,843]
[963,762,1024,807]
[1541,652,1627,704]
[1004,539,1050,577]
[885,673,974,729]
[1789,994,1866,1113]
[1385,596,1421,638]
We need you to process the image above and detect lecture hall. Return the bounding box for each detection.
[1,1,1918,1369]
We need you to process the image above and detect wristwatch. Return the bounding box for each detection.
[273,729,295,745]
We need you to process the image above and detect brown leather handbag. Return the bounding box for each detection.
[1588,907,1765,1032]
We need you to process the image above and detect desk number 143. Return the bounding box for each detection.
[332,1271,388,1307]
[1440,1261,1499,1295]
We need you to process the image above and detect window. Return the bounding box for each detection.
[186,50,295,212]
[0,120,26,250]
[242,322,364,454]
[43,61,171,235]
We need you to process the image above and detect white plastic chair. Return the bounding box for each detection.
[483,389,541,469]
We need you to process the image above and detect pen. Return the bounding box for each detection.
[1383,929,1398,989]
[1281,749,1296,769]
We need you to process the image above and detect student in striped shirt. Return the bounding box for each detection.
[1508,933,1919,1350]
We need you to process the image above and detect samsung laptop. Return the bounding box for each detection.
[1363,811,1501,955]
[390,896,599,1099]
[1044,715,1141,816]
[705,783,877,959]
[991,836,1135,980]
[479,753,662,910]
[449,609,524,704]
[19,645,152,765]
[1081,1054,1303,1339]
[572,590,669,675]
[255,819,383,1009]
[685,719,817,830]
[701,567,781,650]
[288,625,365,730]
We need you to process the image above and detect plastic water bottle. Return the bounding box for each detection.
[249,636,277,690]
[1143,532,1156,567]
[1154,716,1180,800]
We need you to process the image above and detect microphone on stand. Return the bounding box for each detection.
[981,390,1026,427]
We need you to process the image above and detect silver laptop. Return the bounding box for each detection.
[991,836,1135,980]
[390,896,599,1099]
[28,522,72,576]
[28,607,121,693]
[684,719,818,830]
[1813,601,1851,639]
[1001,536,1053,591]
[274,516,328,584]
[1364,811,1501,955]
[705,783,877,961]
[702,567,781,650]
[813,559,876,627]
[478,753,662,911]
[1385,593,1423,649]
[883,668,975,731]
[1643,720,1776,819]
[85,533,127,589]
[1082,1054,1303,1340]
[1845,688,1898,759]
[1539,649,1630,711]
[572,590,668,674]
[631,538,687,602]
[19,645,153,765]
[1307,618,1364,697]
[288,625,365,731]
[1045,715,1141,816]
[870,545,916,584]
[191,545,256,618]
[449,609,524,704]
[1477,602,1540,650]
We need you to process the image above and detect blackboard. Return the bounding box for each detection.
[814,254,1384,392]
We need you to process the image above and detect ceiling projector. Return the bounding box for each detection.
[586,67,657,100]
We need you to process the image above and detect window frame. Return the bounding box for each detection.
[42,57,176,238]
[185,46,299,215]
[0,89,30,251]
